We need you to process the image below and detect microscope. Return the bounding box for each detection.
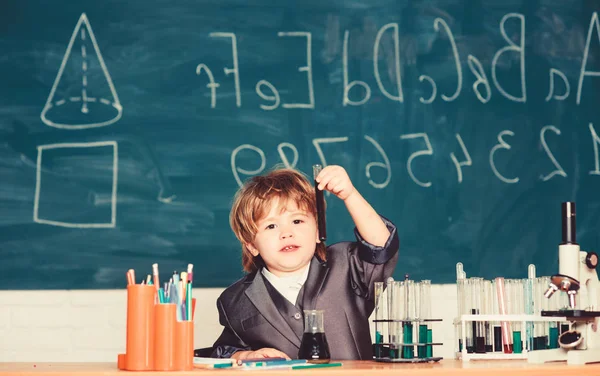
[528,202,600,365]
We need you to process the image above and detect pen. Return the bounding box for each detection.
[239,357,286,364]
[251,360,307,367]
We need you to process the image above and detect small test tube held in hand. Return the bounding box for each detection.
[313,164,326,242]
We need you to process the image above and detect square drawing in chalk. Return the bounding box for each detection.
[34,141,118,228]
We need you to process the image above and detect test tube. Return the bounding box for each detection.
[464,278,474,353]
[490,279,502,352]
[387,278,399,358]
[402,278,414,359]
[483,280,493,352]
[418,280,431,358]
[413,281,422,359]
[511,280,525,354]
[539,277,550,349]
[548,285,559,349]
[471,277,485,353]
[533,277,546,350]
[456,268,466,354]
[525,265,535,352]
[312,164,326,242]
[374,282,384,358]
[495,277,513,353]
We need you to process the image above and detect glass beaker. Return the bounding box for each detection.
[298,310,331,364]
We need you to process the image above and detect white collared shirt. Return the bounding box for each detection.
[261,263,310,305]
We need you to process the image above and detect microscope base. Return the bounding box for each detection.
[528,348,600,365]
[528,349,567,364]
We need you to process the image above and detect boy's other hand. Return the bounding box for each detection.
[231,348,291,360]
[316,165,356,201]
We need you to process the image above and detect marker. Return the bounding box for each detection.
[186,281,192,321]
[193,358,234,369]
[152,263,160,293]
[187,264,194,283]
[126,269,135,285]
[292,362,342,370]
[180,272,188,302]
[313,164,326,242]
[246,360,307,368]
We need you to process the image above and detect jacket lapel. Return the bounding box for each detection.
[302,257,330,311]
[245,272,301,348]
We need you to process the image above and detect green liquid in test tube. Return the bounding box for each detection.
[402,278,414,359]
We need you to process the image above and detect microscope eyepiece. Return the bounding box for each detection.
[561,202,577,245]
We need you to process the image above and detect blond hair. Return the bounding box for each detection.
[230,167,327,273]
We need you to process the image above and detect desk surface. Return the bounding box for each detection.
[1,360,599,376]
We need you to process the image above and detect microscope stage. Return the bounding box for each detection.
[542,310,600,318]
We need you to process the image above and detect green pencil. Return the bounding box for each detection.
[292,362,342,370]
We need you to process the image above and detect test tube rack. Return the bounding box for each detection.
[454,314,568,361]
[372,318,444,363]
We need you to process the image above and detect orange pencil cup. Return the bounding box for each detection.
[124,284,156,370]
[174,320,194,370]
[154,303,177,371]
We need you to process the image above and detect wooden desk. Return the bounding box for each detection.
[1,360,599,376]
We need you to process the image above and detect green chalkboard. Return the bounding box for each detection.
[1,0,600,289]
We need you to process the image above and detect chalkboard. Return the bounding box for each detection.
[1,0,600,289]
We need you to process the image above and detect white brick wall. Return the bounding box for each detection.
[0,285,458,362]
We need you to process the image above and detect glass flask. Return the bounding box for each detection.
[298,310,331,364]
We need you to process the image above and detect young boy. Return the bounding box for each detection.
[211,165,399,360]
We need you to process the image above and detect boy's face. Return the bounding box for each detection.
[247,197,319,277]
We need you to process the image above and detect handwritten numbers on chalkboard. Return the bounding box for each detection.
[450,134,472,184]
[590,123,600,176]
[231,144,266,187]
[312,137,349,169]
[400,133,433,188]
[489,130,519,184]
[277,142,299,169]
[232,123,600,188]
[364,135,391,189]
[256,80,281,111]
[539,126,567,182]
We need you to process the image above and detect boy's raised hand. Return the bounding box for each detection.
[316,165,356,201]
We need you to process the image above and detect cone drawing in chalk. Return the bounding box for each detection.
[41,13,122,130]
